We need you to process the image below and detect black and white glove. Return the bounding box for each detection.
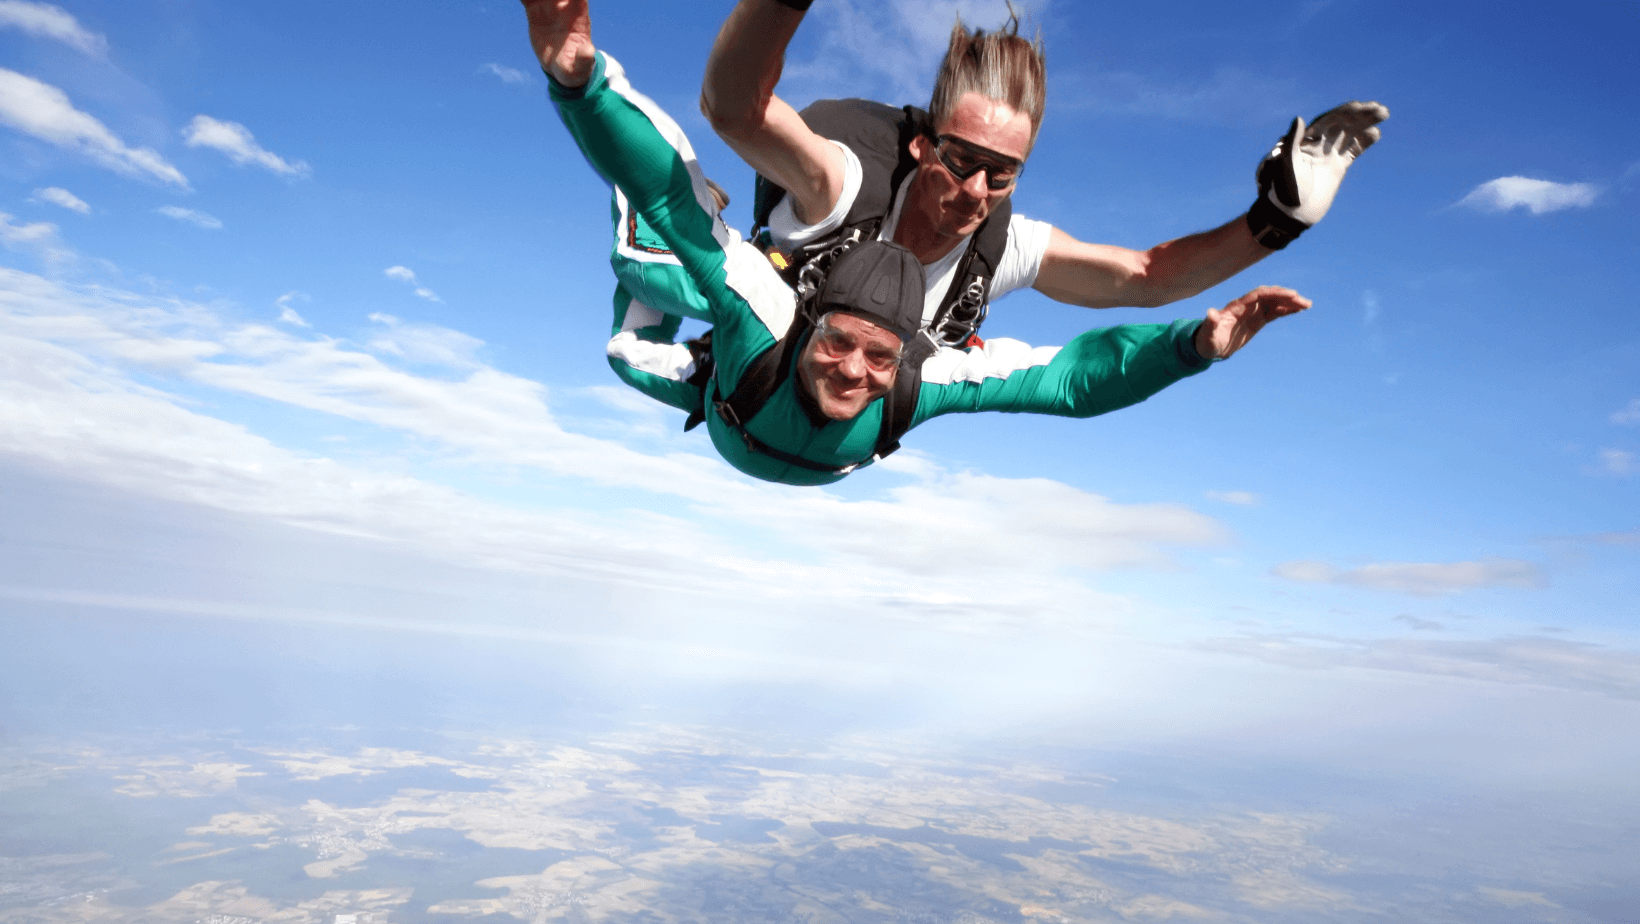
[1247,101,1389,250]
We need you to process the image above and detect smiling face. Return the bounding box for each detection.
[797,311,904,422]
[906,92,1033,240]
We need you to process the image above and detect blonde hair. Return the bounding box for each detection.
[927,4,1047,151]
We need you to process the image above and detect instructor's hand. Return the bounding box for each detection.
[1247,101,1389,249]
[1195,286,1311,361]
[521,0,595,87]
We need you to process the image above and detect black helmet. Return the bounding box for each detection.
[814,240,926,345]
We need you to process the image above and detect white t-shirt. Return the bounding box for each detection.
[768,140,1053,326]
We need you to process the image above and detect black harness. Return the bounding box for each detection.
[751,98,1012,350]
[683,233,931,474]
[680,99,1013,473]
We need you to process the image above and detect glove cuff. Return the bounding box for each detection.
[1246,195,1311,251]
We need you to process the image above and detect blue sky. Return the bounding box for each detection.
[1,0,1638,789]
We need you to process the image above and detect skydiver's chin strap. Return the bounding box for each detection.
[769,0,815,9]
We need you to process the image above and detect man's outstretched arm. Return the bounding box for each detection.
[1034,102,1388,310]
[1033,218,1270,310]
[700,0,846,226]
[912,285,1311,424]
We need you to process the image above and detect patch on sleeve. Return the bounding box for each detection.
[921,337,1061,385]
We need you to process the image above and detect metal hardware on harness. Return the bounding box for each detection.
[714,394,742,429]
[791,228,867,309]
[930,276,989,348]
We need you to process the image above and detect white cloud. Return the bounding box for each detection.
[784,1,1303,129]
[1206,490,1259,507]
[0,1,106,56]
[1612,399,1640,426]
[782,0,1035,108]
[0,210,58,246]
[383,265,439,302]
[1361,290,1379,326]
[0,266,1232,632]
[275,291,310,327]
[1457,177,1599,216]
[367,312,483,369]
[0,68,188,187]
[0,210,70,263]
[1596,448,1636,477]
[480,62,529,85]
[1272,558,1543,596]
[156,205,222,229]
[31,185,89,213]
[182,115,310,178]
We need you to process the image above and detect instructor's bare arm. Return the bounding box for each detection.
[1033,217,1272,310]
[700,0,845,225]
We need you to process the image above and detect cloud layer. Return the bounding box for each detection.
[0,266,1228,634]
[1204,633,1640,700]
[1272,558,1543,596]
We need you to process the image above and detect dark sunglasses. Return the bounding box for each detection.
[928,133,1024,191]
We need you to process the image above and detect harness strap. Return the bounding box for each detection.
[751,100,1011,349]
[871,333,933,460]
[714,319,807,430]
[680,330,716,432]
[733,420,872,475]
[702,309,920,476]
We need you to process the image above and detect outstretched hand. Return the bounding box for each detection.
[520,0,595,87]
[1259,101,1389,226]
[1194,286,1312,361]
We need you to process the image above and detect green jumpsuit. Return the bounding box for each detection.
[556,52,1212,487]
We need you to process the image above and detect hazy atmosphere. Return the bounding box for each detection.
[1,0,1637,921]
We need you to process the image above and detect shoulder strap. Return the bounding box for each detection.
[713,321,807,433]
[749,98,1017,347]
[926,197,1012,347]
[681,330,716,432]
[872,335,933,460]
[711,307,918,475]
[753,99,923,242]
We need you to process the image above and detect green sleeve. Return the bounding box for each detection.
[551,53,729,320]
[912,320,1210,424]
